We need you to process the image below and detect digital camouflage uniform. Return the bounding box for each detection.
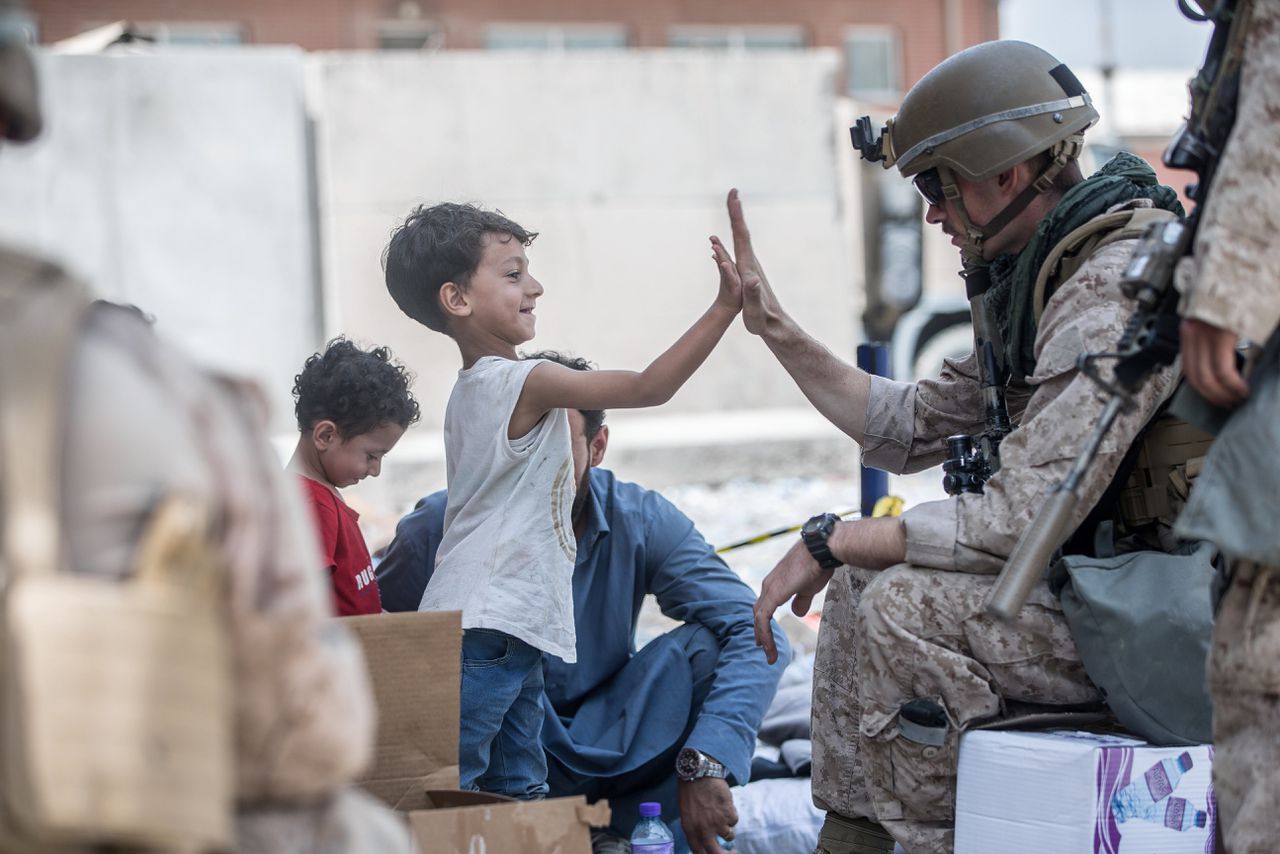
[812,229,1179,854]
[1173,2,1280,851]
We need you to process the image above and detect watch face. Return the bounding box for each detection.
[802,516,823,537]
[676,748,701,778]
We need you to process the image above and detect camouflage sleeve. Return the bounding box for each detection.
[1178,0,1280,342]
[901,241,1179,573]
[861,351,987,475]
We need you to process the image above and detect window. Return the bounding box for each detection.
[668,25,805,51]
[128,22,245,46]
[485,23,628,51]
[378,21,443,50]
[844,28,900,101]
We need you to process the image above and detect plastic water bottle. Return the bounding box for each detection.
[631,802,675,854]
[1111,752,1194,823]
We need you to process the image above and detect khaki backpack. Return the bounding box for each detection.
[0,251,233,852]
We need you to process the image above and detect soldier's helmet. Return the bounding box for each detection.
[877,40,1097,181]
[0,0,41,142]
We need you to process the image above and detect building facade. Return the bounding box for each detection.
[27,0,999,101]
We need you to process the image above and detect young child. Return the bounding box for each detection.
[383,201,742,799]
[288,337,420,617]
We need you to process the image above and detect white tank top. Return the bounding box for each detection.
[420,357,578,662]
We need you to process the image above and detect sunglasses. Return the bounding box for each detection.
[913,168,946,207]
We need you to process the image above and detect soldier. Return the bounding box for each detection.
[0,4,408,851]
[1174,1,1280,851]
[727,41,1185,853]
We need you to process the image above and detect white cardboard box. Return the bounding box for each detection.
[955,730,1216,854]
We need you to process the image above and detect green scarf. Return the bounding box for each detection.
[984,151,1185,379]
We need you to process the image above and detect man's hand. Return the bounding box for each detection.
[726,189,785,336]
[678,775,737,854]
[753,537,834,664]
[1181,317,1249,408]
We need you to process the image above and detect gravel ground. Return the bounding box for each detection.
[635,469,946,645]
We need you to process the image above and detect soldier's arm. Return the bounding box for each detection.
[729,190,985,463]
[1177,0,1280,406]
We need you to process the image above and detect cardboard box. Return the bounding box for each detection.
[955,730,1216,854]
[410,790,611,854]
[342,611,612,851]
[343,611,463,809]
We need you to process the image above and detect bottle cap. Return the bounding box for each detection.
[639,802,661,818]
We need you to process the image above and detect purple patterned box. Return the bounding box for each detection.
[956,730,1215,854]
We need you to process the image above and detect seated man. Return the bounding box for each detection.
[377,351,790,854]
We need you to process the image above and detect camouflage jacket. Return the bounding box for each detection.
[1177,0,1280,343]
[861,203,1179,573]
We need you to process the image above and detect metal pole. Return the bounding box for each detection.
[857,342,891,517]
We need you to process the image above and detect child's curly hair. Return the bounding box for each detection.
[293,337,421,437]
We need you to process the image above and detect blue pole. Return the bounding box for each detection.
[857,343,891,517]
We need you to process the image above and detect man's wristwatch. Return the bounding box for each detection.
[801,512,843,571]
[676,747,729,783]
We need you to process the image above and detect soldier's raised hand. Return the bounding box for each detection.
[726,189,784,336]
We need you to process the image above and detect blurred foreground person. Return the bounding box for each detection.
[1173,1,1280,851]
[0,7,408,851]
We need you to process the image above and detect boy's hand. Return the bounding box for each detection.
[726,189,784,335]
[710,236,743,314]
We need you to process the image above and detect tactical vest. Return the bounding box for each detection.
[0,250,233,852]
[1033,208,1214,540]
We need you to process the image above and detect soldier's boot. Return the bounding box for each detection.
[813,811,895,854]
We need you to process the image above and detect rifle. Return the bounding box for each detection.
[941,266,1013,496]
[986,0,1252,620]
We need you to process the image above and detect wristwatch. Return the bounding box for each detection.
[676,747,729,782]
[801,512,843,571]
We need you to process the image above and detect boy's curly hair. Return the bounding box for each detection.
[293,337,421,437]
[382,202,537,334]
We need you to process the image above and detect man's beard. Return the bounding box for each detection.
[570,467,592,522]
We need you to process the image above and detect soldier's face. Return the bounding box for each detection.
[923,173,1019,260]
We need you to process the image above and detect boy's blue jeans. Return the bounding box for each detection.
[458,628,549,799]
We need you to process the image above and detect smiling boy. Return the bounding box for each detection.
[383,201,745,800]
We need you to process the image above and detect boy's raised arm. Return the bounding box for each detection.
[510,240,741,437]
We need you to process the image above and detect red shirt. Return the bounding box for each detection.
[298,476,382,616]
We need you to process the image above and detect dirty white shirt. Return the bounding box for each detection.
[420,356,578,662]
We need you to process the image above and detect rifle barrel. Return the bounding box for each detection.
[986,395,1126,619]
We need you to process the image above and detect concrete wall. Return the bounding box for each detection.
[1,47,867,525]
[0,47,319,427]
[312,50,857,424]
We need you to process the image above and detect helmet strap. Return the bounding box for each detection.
[937,131,1085,266]
[936,165,988,268]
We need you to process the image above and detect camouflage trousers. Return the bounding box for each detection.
[1209,561,1280,854]
[810,565,1099,854]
